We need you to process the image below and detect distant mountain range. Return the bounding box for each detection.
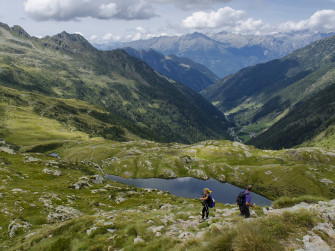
[202,34,335,148]
[94,31,335,78]
[0,22,232,145]
[123,47,218,92]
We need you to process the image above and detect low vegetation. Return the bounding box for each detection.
[272,195,328,209]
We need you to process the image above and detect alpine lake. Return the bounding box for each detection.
[106,175,273,206]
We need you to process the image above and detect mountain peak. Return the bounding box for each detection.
[41,31,95,54]
[188,32,210,40]
[0,22,31,39]
[11,25,31,38]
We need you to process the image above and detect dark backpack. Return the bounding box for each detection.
[208,195,215,208]
[236,191,247,206]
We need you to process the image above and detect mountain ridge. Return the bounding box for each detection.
[95,31,335,78]
[123,47,219,92]
[0,22,232,144]
[202,34,335,143]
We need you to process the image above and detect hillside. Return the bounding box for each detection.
[1,82,335,249]
[124,47,218,92]
[202,35,335,142]
[248,82,335,149]
[0,23,232,144]
[1,145,335,250]
[97,31,335,78]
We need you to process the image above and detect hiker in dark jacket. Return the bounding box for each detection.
[199,188,212,222]
[239,185,256,218]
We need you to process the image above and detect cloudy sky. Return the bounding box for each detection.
[0,0,334,44]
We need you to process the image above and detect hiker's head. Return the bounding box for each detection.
[203,188,212,195]
[247,185,253,192]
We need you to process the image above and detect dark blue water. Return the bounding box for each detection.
[106,175,272,206]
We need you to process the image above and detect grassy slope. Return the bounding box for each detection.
[248,82,335,149]
[1,86,335,201]
[59,140,335,200]
[0,24,231,144]
[0,89,334,251]
[0,86,138,151]
[202,35,335,142]
[2,150,332,251]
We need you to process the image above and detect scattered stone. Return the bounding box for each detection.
[196,231,206,239]
[188,169,208,180]
[90,175,105,184]
[161,169,176,178]
[42,168,62,176]
[134,236,145,244]
[151,226,164,233]
[217,174,226,182]
[115,196,127,204]
[320,179,334,184]
[24,156,41,163]
[178,232,195,239]
[86,227,99,235]
[8,219,31,237]
[0,147,15,154]
[11,188,26,193]
[25,232,36,239]
[250,210,258,218]
[147,220,155,224]
[155,232,162,237]
[263,208,268,215]
[47,206,82,222]
[160,204,176,211]
[71,175,105,190]
[265,170,272,175]
[313,223,335,238]
[91,189,108,194]
[160,219,168,225]
[297,234,332,251]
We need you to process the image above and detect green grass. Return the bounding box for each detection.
[272,195,328,209]
[200,210,320,251]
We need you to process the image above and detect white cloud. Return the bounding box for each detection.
[279,10,335,32]
[152,0,231,10]
[181,7,266,34]
[182,8,335,35]
[23,0,157,21]
[182,7,246,29]
[23,0,232,21]
[90,26,168,43]
[74,31,84,36]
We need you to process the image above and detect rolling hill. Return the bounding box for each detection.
[0,22,232,144]
[124,47,218,92]
[202,35,335,143]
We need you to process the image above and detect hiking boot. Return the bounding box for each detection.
[199,218,205,223]
[205,217,209,220]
